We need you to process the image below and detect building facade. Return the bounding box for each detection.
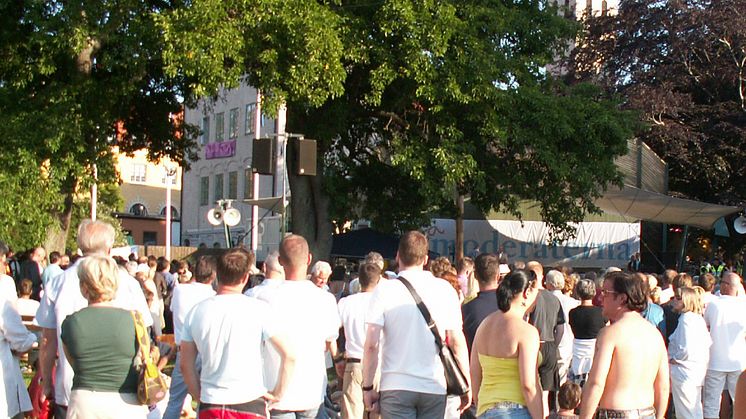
[181,83,285,260]
[114,148,182,246]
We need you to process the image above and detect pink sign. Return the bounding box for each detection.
[205,140,236,159]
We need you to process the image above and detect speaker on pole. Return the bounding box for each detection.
[252,137,275,175]
[292,138,317,176]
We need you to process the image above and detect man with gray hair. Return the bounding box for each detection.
[245,251,285,299]
[546,269,579,385]
[36,219,152,419]
[310,260,332,290]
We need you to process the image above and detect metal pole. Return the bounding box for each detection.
[677,225,689,272]
[165,167,173,260]
[251,90,261,252]
[224,221,232,248]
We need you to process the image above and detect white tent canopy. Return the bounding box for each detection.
[595,185,741,230]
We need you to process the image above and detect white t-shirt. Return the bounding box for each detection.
[338,292,375,359]
[35,260,152,406]
[668,311,711,383]
[659,287,674,305]
[170,282,216,344]
[704,295,746,372]
[16,298,40,319]
[181,293,276,404]
[256,280,340,411]
[245,277,284,300]
[367,269,462,395]
[0,274,17,305]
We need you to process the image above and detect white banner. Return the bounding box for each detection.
[425,219,640,269]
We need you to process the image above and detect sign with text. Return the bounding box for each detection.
[205,140,236,159]
[425,219,640,269]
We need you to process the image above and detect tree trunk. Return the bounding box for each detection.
[44,177,78,253]
[286,139,333,262]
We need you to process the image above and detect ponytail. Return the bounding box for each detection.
[496,269,534,312]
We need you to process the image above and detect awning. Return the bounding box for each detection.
[594,185,741,230]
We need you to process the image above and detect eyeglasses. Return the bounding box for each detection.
[600,289,618,297]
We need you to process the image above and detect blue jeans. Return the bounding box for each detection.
[163,352,202,419]
[479,405,531,419]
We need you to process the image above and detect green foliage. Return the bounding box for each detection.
[286,0,636,240]
[0,151,60,250]
[65,183,127,252]
[0,0,199,245]
[158,0,348,112]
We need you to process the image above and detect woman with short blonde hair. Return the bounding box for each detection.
[668,286,711,419]
[78,256,119,303]
[62,255,147,418]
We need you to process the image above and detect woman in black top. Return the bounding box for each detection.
[568,279,606,385]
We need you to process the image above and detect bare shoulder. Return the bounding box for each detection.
[519,319,540,344]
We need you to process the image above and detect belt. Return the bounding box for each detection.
[596,407,656,419]
[485,401,525,411]
[345,358,361,363]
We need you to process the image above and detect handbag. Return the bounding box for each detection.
[131,310,169,405]
[398,275,470,396]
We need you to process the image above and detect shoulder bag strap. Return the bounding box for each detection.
[397,275,445,350]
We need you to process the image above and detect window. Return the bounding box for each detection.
[229,108,239,139]
[214,173,224,201]
[143,231,157,245]
[228,171,238,199]
[160,206,179,218]
[215,112,225,142]
[130,164,146,183]
[130,203,148,216]
[244,168,254,199]
[199,176,209,206]
[245,103,257,135]
[200,116,210,145]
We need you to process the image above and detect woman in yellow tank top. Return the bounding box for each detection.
[470,269,543,419]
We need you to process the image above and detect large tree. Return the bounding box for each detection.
[162,0,636,258]
[570,0,746,207]
[0,0,200,250]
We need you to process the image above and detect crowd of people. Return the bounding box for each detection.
[0,220,745,419]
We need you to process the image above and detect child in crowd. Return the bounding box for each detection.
[550,382,581,419]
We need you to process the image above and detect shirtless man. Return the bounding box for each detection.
[580,272,669,419]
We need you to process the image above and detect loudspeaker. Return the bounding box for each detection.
[293,138,317,176]
[252,138,275,175]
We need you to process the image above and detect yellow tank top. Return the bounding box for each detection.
[476,354,526,417]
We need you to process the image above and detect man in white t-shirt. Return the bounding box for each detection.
[254,234,341,418]
[181,248,294,417]
[36,220,152,419]
[245,251,285,299]
[703,272,746,419]
[163,255,217,419]
[337,262,382,419]
[362,231,471,418]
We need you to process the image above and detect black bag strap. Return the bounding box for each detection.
[397,275,446,350]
